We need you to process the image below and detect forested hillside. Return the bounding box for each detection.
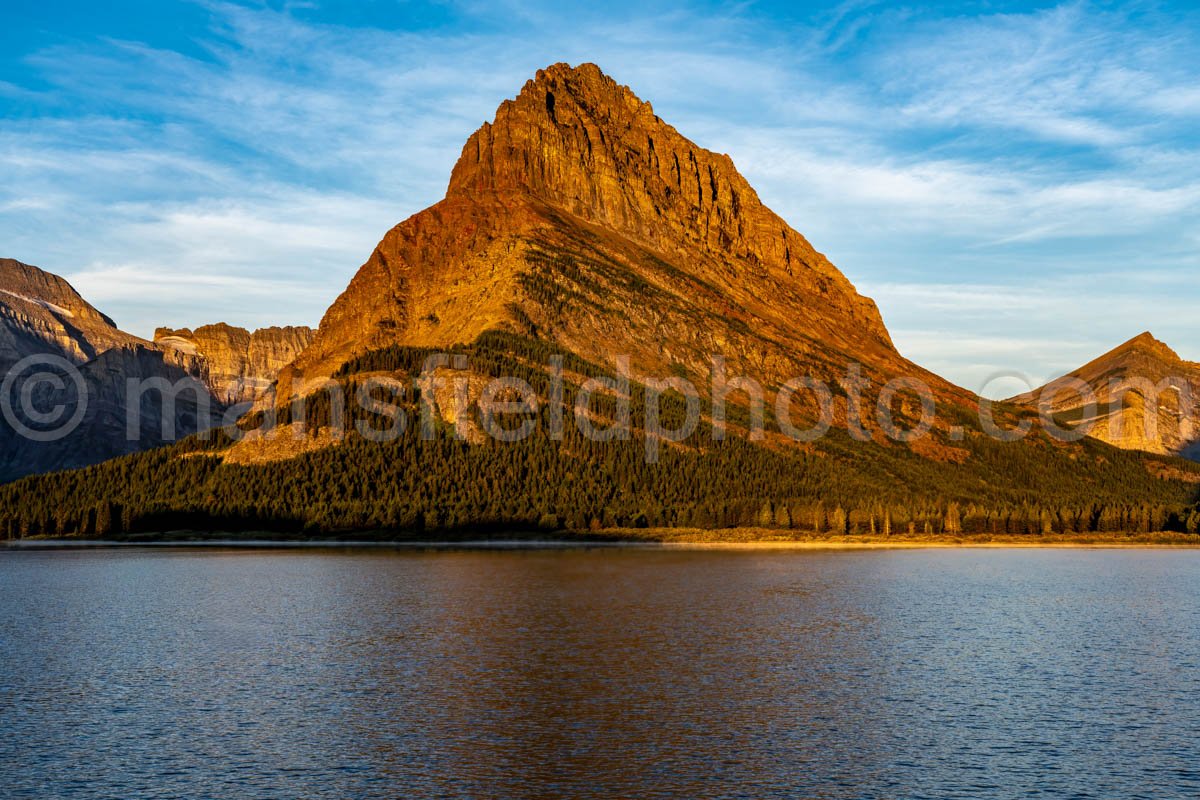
[4,331,1197,539]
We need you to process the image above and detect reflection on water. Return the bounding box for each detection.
[1,548,1199,798]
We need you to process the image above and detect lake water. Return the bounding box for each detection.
[1,546,1198,799]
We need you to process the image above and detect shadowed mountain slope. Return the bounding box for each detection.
[1,260,225,481]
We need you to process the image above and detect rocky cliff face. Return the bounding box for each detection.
[155,323,313,403]
[1013,332,1200,459]
[446,63,890,348]
[0,258,143,372]
[280,63,949,412]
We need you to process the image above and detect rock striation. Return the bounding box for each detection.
[446,63,889,346]
[155,323,313,404]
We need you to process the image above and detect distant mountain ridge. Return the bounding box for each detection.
[0,258,143,372]
[1012,332,1200,461]
[0,259,220,480]
[155,323,314,404]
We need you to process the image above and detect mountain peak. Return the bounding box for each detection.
[1,257,142,369]
[1112,331,1182,364]
[446,62,860,290]
[1013,330,1199,460]
[526,62,640,108]
[447,62,704,220]
[280,63,903,399]
[1,257,117,328]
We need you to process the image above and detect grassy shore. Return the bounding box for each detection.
[591,528,1200,548]
[8,528,1200,548]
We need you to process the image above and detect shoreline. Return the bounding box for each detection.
[5,529,1200,551]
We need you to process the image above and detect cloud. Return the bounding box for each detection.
[863,3,1196,145]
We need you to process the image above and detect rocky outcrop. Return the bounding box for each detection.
[1012,333,1200,459]
[279,63,948,413]
[154,323,314,403]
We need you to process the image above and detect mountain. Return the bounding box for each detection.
[2,64,1198,538]
[155,323,314,404]
[1012,333,1200,461]
[278,62,965,415]
[0,258,142,372]
[0,259,225,481]
[1,261,314,481]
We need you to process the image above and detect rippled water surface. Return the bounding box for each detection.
[2,547,1199,798]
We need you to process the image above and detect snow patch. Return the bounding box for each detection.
[0,288,75,319]
[156,335,199,355]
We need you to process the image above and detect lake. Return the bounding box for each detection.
[1,546,1198,799]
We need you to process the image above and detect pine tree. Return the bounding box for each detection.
[95,502,115,537]
[774,504,792,529]
[758,501,775,528]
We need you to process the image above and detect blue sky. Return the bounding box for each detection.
[2,0,1198,397]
